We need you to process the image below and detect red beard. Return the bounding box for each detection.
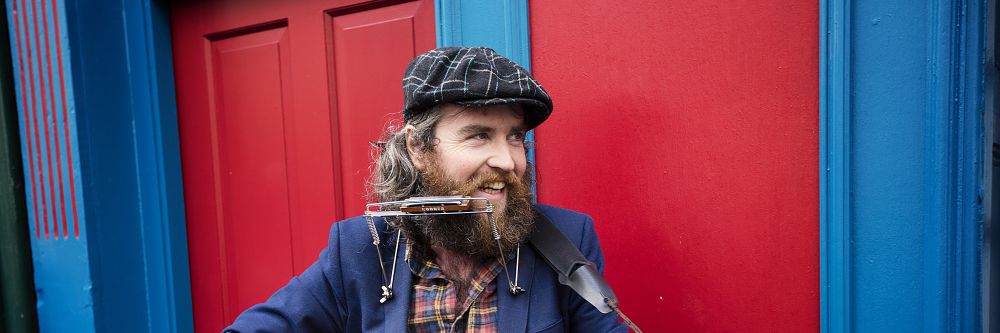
[394,157,535,261]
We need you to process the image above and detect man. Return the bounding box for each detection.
[226,47,626,332]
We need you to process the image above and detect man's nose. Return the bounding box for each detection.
[486,143,516,172]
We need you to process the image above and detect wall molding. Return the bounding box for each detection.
[123,0,194,332]
[821,0,985,331]
[819,0,853,331]
[434,0,539,195]
[434,0,530,64]
[931,0,984,330]
[5,0,94,330]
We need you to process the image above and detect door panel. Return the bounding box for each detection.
[210,26,297,316]
[329,2,434,215]
[170,1,434,331]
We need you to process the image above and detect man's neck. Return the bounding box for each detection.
[431,245,479,303]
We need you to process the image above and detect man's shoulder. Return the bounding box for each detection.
[534,203,591,222]
[324,215,384,247]
[331,215,374,230]
[534,204,597,240]
[329,214,371,233]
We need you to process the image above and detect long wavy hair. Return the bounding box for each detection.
[368,106,443,202]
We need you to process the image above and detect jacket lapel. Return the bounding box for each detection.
[497,244,536,333]
[382,232,412,332]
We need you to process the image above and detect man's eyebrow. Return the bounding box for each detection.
[457,125,494,136]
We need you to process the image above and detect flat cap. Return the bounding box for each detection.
[402,47,553,129]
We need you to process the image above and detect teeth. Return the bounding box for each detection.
[481,182,505,193]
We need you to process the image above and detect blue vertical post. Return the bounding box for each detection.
[819,0,851,330]
[4,0,193,331]
[987,0,999,326]
[820,0,984,331]
[5,0,94,330]
[434,0,538,195]
[118,0,193,332]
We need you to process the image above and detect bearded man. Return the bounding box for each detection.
[226,47,626,332]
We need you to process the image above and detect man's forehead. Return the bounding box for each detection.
[436,103,526,128]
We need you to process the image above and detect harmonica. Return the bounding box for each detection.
[364,196,493,217]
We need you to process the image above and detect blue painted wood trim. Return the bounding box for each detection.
[122,0,194,332]
[819,0,852,331]
[984,0,998,328]
[434,0,539,195]
[4,0,95,331]
[922,0,984,331]
[823,0,985,331]
[435,0,530,64]
[938,0,985,330]
[65,0,148,329]
[52,0,194,331]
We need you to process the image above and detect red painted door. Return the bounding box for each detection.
[530,1,819,332]
[169,1,434,331]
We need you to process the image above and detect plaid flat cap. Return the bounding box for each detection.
[402,46,553,129]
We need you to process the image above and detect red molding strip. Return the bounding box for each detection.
[37,0,66,238]
[16,0,48,239]
[29,0,59,239]
[50,0,77,238]
[10,0,81,239]
[22,0,47,239]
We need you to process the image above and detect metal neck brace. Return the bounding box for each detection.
[364,196,524,304]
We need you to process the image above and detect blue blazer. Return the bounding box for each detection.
[226,204,626,332]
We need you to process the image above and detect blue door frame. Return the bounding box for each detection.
[435,0,539,195]
[4,0,192,331]
[821,0,984,331]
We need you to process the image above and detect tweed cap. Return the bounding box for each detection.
[402,47,553,129]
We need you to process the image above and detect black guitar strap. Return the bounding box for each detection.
[527,212,644,332]
[527,211,618,314]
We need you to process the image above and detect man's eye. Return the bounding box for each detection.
[509,132,526,141]
[470,133,489,140]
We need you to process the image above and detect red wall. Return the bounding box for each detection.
[530,1,819,331]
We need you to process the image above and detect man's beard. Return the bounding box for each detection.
[395,158,535,261]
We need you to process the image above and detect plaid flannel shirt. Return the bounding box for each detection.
[406,244,503,333]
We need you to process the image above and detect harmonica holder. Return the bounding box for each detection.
[364,197,524,304]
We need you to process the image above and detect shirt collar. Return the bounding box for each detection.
[405,240,506,282]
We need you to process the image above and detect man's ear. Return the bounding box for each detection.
[404,125,426,170]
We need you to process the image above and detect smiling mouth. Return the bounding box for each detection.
[479,181,506,194]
